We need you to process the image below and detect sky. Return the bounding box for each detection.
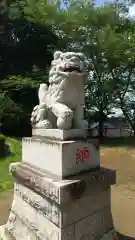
[95,0,135,19]
[95,0,105,4]
[129,4,135,18]
[95,0,113,4]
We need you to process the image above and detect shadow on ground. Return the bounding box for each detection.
[117,232,135,240]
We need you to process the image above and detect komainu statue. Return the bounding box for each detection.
[31,51,88,130]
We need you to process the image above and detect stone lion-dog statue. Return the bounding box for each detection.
[31,51,88,130]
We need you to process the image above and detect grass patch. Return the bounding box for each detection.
[0,134,21,192]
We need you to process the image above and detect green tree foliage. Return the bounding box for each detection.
[0,0,61,136]
[53,1,120,136]
[0,0,60,79]
[58,1,135,136]
[0,75,45,136]
[1,0,135,137]
[0,92,25,136]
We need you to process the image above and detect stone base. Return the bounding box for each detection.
[0,226,118,240]
[0,163,118,240]
[0,225,14,240]
[0,226,6,240]
[22,137,100,179]
[101,230,118,240]
[32,128,88,140]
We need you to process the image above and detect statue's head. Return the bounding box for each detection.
[49,51,87,83]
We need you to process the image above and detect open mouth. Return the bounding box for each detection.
[63,66,81,73]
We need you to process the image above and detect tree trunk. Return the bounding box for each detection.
[120,103,135,137]
[98,110,105,139]
[98,120,104,138]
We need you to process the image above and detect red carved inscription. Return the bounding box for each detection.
[76,147,90,164]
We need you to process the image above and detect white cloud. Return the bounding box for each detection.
[128,4,135,19]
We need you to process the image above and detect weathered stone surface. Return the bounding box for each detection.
[0,203,117,240]
[100,229,118,240]
[14,183,61,227]
[6,212,39,240]
[32,128,88,140]
[0,162,117,240]
[61,189,110,228]
[4,162,117,239]
[11,163,60,203]
[60,168,116,202]
[0,225,13,240]
[75,206,113,239]
[5,191,115,240]
[10,163,116,204]
[22,137,100,178]
[14,182,110,228]
[7,195,75,240]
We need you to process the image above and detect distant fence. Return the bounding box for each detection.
[90,128,134,137]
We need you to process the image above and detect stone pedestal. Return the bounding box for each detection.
[0,130,118,240]
[22,136,100,179]
[32,128,88,140]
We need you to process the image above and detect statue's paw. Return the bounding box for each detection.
[32,103,46,115]
[34,120,52,129]
[31,111,37,120]
[31,110,38,124]
[39,102,46,108]
[63,109,73,121]
[31,105,39,122]
[57,117,72,130]
[31,104,48,125]
[56,109,73,130]
[33,105,39,111]
[31,116,36,125]
[31,116,34,123]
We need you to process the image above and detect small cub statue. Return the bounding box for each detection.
[31,51,88,130]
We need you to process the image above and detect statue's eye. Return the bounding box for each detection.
[61,57,63,60]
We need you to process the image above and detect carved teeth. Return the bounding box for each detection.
[63,66,81,73]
